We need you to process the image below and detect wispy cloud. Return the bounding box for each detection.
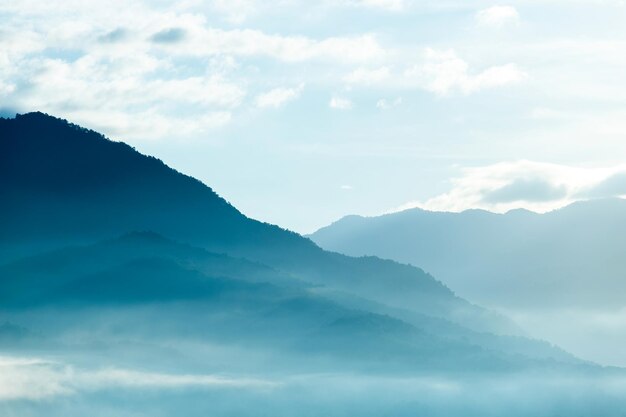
[255,84,304,108]
[410,48,527,95]
[376,97,402,109]
[329,96,353,110]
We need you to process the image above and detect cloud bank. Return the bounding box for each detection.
[0,0,528,140]
[394,160,626,213]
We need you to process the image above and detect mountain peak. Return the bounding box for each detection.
[4,111,110,144]
[0,112,246,244]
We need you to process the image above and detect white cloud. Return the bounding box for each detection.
[150,76,245,107]
[344,67,391,85]
[475,5,520,27]
[69,109,233,140]
[255,84,304,108]
[175,29,385,64]
[351,0,407,11]
[393,160,626,214]
[329,96,353,110]
[209,0,259,24]
[0,3,387,140]
[4,52,242,139]
[412,48,527,95]
[0,80,16,95]
[376,97,402,109]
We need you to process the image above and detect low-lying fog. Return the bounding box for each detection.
[502,307,626,368]
[2,352,626,417]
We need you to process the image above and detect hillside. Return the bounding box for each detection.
[0,112,512,335]
[0,112,622,417]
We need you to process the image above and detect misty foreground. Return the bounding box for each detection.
[2,113,626,416]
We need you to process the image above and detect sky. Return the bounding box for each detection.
[2,0,626,233]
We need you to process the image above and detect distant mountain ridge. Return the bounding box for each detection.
[310,198,626,310]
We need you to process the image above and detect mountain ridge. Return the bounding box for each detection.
[0,111,514,336]
[310,197,626,310]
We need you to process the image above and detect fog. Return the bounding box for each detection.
[309,198,626,368]
[0,355,274,401]
[3,352,626,417]
[0,299,624,417]
[503,307,626,368]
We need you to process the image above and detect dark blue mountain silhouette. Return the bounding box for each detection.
[0,112,512,334]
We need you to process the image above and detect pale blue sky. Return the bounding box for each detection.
[2,0,626,232]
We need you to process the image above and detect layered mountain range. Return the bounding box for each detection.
[1,112,623,417]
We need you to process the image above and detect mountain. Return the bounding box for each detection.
[309,200,626,310]
[1,112,623,417]
[0,112,512,335]
[0,231,581,368]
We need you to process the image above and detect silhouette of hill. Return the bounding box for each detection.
[0,112,512,335]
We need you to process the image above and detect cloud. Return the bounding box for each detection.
[344,67,391,85]
[0,80,16,95]
[98,28,129,43]
[0,355,275,401]
[255,84,304,108]
[350,0,407,12]
[72,109,233,140]
[0,3,389,140]
[482,177,568,203]
[340,52,524,97]
[393,161,626,214]
[329,96,353,110]
[414,48,527,95]
[4,51,243,139]
[475,5,520,27]
[584,172,626,198]
[193,30,385,63]
[376,97,402,109]
[150,27,187,43]
[0,0,531,144]
[210,0,259,24]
